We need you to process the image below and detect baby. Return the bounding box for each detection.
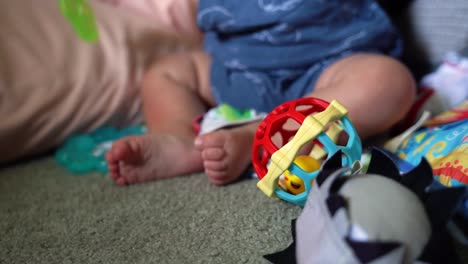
[106,0,416,186]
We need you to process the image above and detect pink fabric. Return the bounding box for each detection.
[96,0,201,40]
[0,0,197,164]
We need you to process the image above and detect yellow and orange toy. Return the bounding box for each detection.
[280,155,321,195]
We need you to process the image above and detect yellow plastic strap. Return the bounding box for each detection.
[310,122,343,160]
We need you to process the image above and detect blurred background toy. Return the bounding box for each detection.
[55,125,146,174]
[58,0,99,42]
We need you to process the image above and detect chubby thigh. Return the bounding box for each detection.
[0,0,188,164]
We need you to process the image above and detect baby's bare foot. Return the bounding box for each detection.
[194,123,258,185]
[105,134,204,186]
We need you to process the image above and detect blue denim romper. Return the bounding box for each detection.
[197,0,402,112]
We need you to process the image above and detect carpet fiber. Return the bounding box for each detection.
[0,157,301,264]
[1,157,467,263]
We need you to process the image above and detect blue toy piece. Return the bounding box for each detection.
[55,125,146,174]
[274,116,362,207]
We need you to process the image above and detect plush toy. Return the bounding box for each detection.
[265,148,465,264]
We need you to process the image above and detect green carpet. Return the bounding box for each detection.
[1,157,467,263]
[0,157,300,264]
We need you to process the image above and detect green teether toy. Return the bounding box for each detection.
[216,103,255,121]
[59,0,99,42]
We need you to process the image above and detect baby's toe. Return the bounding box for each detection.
[202,147,225,161]
[109,169,119,180]
[119,167,139,184]
[203,160,228,172]
[196,132,227,148]
[115,177,128,186]
[205,170,229,185]
[107,161,118,172]
[105,151,114,163]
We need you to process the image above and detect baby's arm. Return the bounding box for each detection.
[167,0,200,37]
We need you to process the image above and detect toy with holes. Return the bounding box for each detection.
[252,97,362,207]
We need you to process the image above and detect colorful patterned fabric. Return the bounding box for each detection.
[396,101,468,187]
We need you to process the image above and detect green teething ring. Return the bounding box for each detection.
[59,0,99,42]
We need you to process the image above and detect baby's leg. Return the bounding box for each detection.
[106,51,214,185]
[311,53,416,139]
